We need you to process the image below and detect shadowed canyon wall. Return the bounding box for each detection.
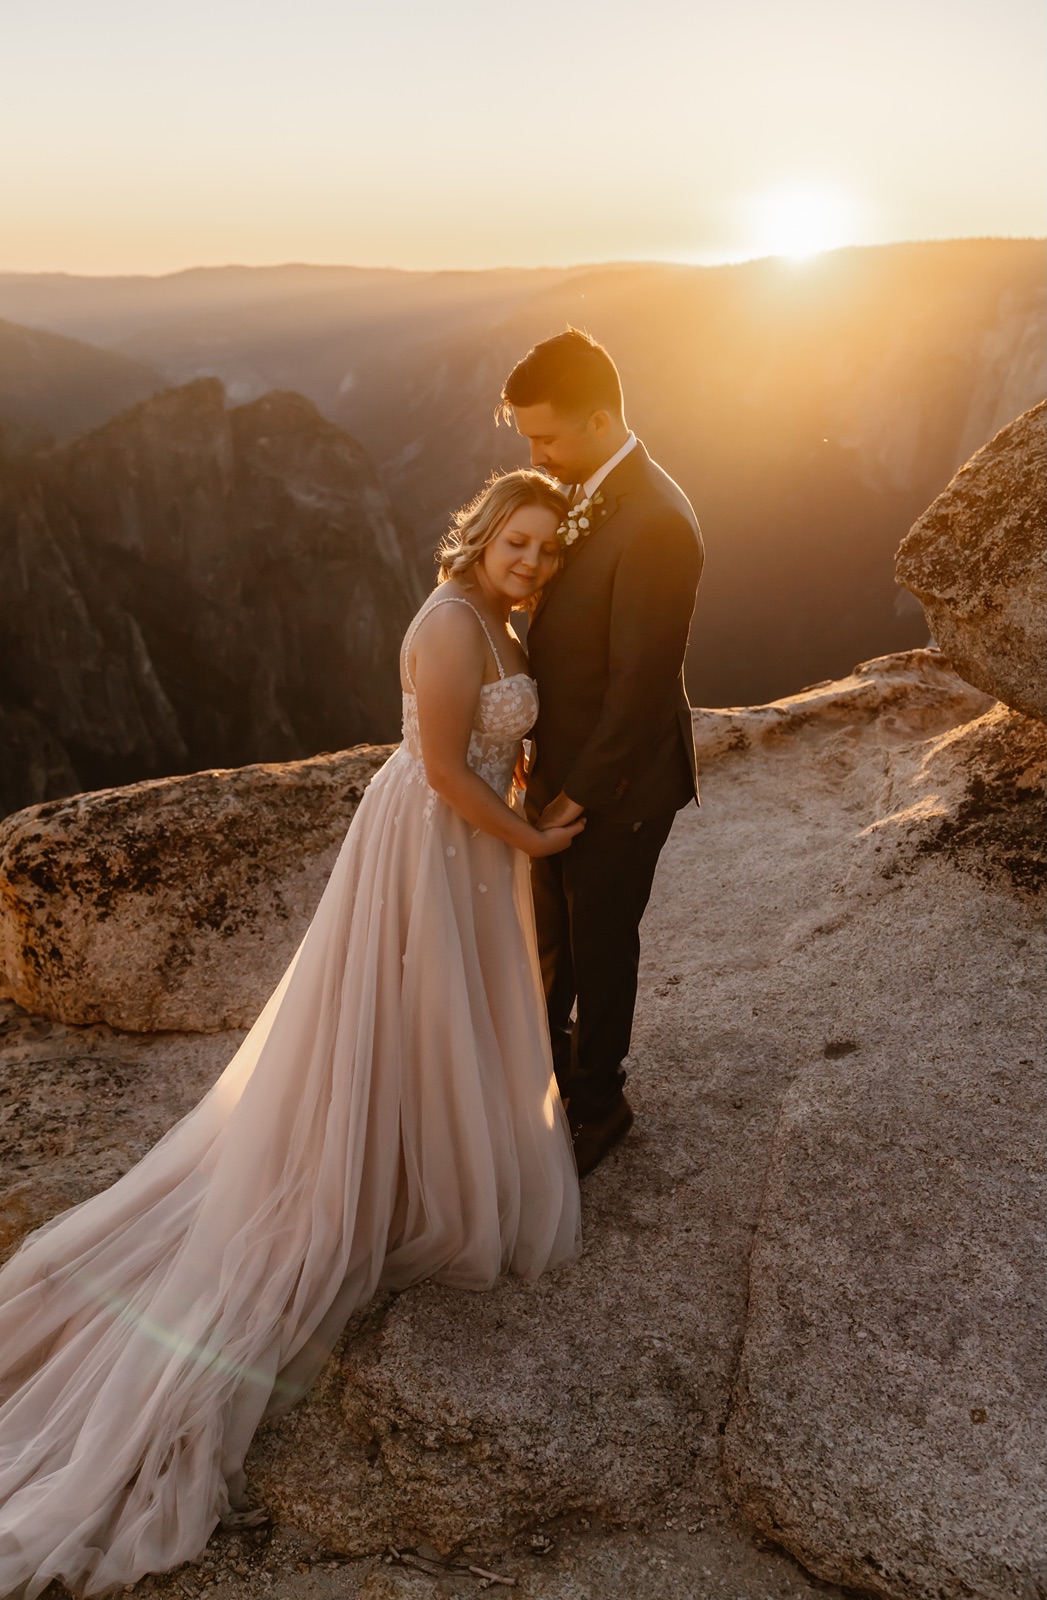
[0,380,420,815]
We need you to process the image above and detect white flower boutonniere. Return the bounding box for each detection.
[556,490,604,550]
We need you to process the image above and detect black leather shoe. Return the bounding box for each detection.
[570,1095,634,1178]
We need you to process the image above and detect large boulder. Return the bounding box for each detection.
[0,745,391,1032]
[896,401,1046,720]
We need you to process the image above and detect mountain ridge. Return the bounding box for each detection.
[1,239,1043,712]
[0,379,420,816]
[0,317,165,449]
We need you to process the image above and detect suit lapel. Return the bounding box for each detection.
[531,442,650,625]
[557,442,650,570]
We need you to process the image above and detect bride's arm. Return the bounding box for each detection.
[411,602,582,858]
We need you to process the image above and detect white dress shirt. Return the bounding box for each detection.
[581,430,637,500]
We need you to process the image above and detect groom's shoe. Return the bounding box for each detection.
[570,1095,634,1178]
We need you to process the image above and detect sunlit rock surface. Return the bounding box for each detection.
[719,681,1045,1600]
[0,650,1041,1600]
[0,746,389,1032]
[248,652,1042,1600]
[896,400,1046,721]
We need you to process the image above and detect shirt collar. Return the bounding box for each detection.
[581,431,637,500]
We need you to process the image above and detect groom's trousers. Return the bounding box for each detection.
[530,806,676,1123]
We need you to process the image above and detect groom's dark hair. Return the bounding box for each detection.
[498,327,625,423]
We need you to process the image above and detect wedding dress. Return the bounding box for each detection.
[0,592,581,1599]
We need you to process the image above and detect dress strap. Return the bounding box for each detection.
[402,595,506,690]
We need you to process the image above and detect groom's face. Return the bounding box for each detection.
[510,401,609,487]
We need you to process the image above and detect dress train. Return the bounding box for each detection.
[0,593,580,1597]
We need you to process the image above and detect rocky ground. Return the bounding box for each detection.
[3,646,1042,1600]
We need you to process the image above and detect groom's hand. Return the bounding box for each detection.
[538,791,584,829]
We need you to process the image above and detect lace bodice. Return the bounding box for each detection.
[401,675,538,796]
[399,595,538,798]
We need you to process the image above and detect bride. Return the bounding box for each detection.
[0,469,584,1599]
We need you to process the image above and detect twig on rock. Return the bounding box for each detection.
[383,1542,516,1587]
[395,1550,448,1577]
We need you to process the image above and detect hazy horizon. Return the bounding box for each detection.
[3,234,1045,286]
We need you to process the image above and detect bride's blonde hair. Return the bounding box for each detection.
[436,470,568,599]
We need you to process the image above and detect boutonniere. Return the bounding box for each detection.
[556,491,604,550]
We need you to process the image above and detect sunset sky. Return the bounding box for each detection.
[2,0,1044,276]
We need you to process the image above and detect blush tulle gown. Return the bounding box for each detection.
[0,593,581,1599]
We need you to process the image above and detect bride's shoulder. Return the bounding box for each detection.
[407,591,486,667]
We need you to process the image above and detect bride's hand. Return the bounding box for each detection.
[526,817,586,857]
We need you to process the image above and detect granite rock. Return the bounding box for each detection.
[722,697,1045,1598]
[247,652,1044,1600]
[896,401,1047,720]
[0,745,391,1031]
[0,654,1041,1599]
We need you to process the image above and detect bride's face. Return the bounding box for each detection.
[477,504,561,604]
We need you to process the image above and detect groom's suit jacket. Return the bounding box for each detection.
[526,441,704,823]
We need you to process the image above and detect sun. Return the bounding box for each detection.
[745,183,859,261]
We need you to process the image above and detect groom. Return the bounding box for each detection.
[500,328,704,1176]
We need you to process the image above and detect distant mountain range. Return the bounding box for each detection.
[0,239,1044,811]
[0,318,165,449]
